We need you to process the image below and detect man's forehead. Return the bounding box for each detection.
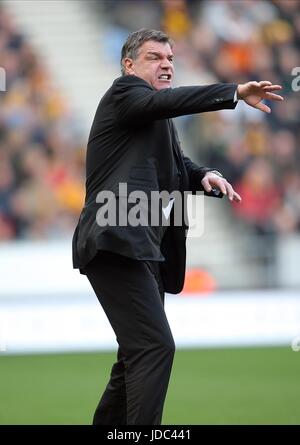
[139,40,173,56]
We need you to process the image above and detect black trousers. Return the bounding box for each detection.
[84,250,175,425]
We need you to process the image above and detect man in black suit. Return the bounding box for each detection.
[72,29,283,425]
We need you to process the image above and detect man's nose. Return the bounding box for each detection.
[161,58,173,69]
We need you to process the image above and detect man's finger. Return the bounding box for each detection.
[219,181,227,195]
[254,102,271,113]
[262,85,282,91]
[225,182,234,201]
[264,92,284,101]
[201,178,212,192]
[259,81,272,87]
[233,192,242,203]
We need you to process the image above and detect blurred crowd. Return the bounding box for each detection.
[100,0,300,238]
[0,6,85,240]
[1,1,300,242]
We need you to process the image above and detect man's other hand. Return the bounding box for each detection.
[201,172,242,203]
[237,80,284,113]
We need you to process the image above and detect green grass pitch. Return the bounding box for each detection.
[0,346,299,425]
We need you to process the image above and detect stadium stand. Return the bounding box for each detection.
[0,5,85,240]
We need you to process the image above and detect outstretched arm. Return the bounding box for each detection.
[114,75,237,124]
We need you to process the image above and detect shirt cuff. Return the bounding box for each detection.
[234,89,239,102]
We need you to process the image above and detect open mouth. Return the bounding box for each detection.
[158,74,171,81]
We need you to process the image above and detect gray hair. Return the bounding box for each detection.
[120,28,172,75]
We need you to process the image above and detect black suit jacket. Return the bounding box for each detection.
[72,75,237,293]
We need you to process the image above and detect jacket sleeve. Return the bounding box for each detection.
[113,75,238,125]
[172,121,222,196]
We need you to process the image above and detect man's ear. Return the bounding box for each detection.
[123,58,135,75]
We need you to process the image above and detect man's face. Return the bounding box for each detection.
[124,40,174,90]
